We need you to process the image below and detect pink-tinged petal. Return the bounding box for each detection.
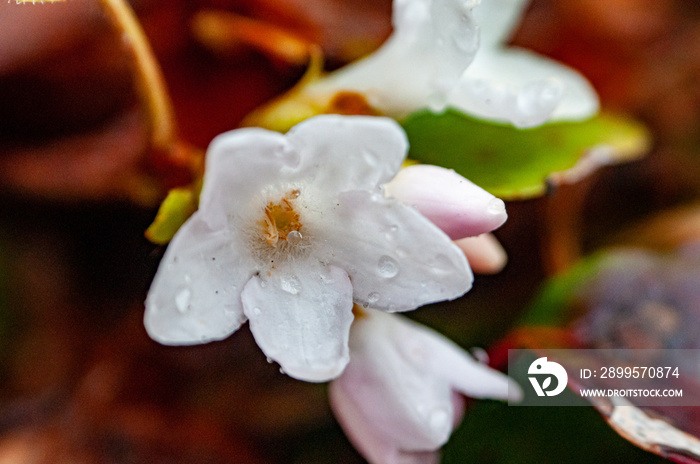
[333,311,456,453]
[317,190,472,312]
[329,381,440,464]
[330,309,519,462]
[455,234,508,274]
[384,165,507,239]
[240,263,354,382]
[414,324,523,402]
[287,115,408,194]
[144,214,250,345]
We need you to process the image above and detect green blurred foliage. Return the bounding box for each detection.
[442,400,667,464]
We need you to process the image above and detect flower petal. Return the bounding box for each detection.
[287,115,408,194]
[310,0,480,117]
[448,0,599,127]
[240,262,354,382]
[384,165,507,239]
[144,214,250,344]
[329,380,441,464]
[455,233,508,274]
[410,318,522,401]
[317,190,472,312]
[453,50,599,127]
[199,128,295,229]
[474,0,530,47]
[332,310,457,454]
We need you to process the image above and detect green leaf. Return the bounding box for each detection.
[519,252,613,327]
[145,187,198,245]
[402,110,650,200]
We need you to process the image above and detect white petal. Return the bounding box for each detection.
[474,0,530,47]
[317,190,472,312]
[240,262,354,382]
[310,0,480,117]
[455,233,508,274]
[449,0,599,127]
[144,214,250,345]
[287,115,408,194]
[454,49,599,127]
[199,128,296,229]
[384,165,507,239]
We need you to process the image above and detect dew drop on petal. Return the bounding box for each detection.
[470,347,490,364]
[266,357,273,364]
[429,409,450,433]
[279,367,286,374]
[281,275,302,294]
[378,255,399,278]
[367,292,380,304]
[175,289,191,314]
[287,230,302,245]
[427,92,447,112]
[252,307,262,316]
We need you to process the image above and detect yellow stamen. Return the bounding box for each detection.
[259,190,302,247]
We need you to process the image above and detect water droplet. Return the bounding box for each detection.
[378,255,399,278]
[279,367,286,374]
[427,93,447,112]
[275,145,301,167]
[287,230,302,245]
[367,292,380,304]
[281,275,302,294]
[452,33,477,52]
[259,280,267,288]
[433,254,453,272]
[429,409,450,432]
[175,289,191,313]
[487,198,506,216]
[252,307,262,316]
[266,357,273,364]
[470,347,490,364]
[384,224,399,241]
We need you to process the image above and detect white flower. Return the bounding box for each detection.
[451,0,600,127]
[330,308,522,464]
[305,0,480,118]
[258,0,598,130]
[144,115,472,382]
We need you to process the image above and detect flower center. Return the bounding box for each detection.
[259,190,302,247]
